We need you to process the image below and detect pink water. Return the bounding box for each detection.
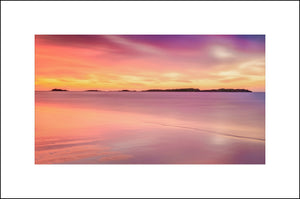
[35,91,265,164]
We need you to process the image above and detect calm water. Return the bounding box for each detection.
[35,91,265,164]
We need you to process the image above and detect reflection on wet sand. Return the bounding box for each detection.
[35,92,265,164]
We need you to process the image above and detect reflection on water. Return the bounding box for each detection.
[35,91,265,164]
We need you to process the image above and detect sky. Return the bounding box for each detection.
[35,35,265,91]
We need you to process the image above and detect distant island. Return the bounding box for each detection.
[51,88,68,91]
[120,89,136,92]
[143,88,252,92]
[50,88,252,92]
[85,90,100,92]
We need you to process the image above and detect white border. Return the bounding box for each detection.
[1,1,299,198]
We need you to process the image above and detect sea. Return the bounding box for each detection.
[35,91,265,164]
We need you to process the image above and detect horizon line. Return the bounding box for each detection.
[35,88,265,92]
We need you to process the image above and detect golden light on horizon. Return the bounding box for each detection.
[35,35,265,91]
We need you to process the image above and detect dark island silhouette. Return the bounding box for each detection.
[51,88,252,92]
[120,89,136,92]
[51,88,68,91]
[85,90,101,92]
[143,88,252,92]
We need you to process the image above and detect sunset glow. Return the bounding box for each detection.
[35,35,265,91]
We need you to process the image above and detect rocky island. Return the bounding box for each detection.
[51,88,68,91]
